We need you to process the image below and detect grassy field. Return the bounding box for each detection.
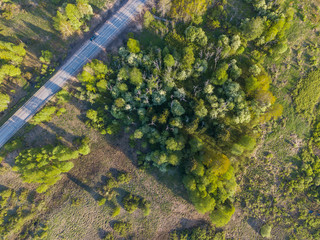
[0,80,206,239]
[1,0,320,239]
[225,1,320,239]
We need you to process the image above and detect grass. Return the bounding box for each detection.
[224,1,320,239]
[0,90,205,239]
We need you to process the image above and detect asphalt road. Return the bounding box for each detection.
[0,0,147,149]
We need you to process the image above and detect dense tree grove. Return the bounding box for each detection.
[74,0,291,226]
[0,187,38,237]
[12,138,91,193]
[0,40,26,112]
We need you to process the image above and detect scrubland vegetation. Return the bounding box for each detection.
[0,0,320,239]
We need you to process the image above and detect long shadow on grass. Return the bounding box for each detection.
[67,173,104,201]
[247,217,263,235]
[43,122,80,146]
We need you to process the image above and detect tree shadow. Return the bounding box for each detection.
[97,228,107,239]
[0,184,8,192]
[171,218,210,233]
[43,121,80,147]
[67,173,104,202]
[247,217,263,235]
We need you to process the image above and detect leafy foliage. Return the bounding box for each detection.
[294,70,320,119]
[12,139,90,193]
[112,221,132,236]
[53,0,94,37]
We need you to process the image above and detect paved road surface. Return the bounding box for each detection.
[0,0,147,149]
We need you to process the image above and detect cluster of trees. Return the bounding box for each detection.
[169,0,209,23]
[53,0,94,37]
[0,40,26,112]
[283,148,320,201]
[293,70,320,120]
[74,0,291,227]
[0,187,35,237]
[12,138,91,193]
[0,0,20,20]
[98,171,131,206]
[112,221,132,237]
[170,223,225,240]
[97,170,150,216]
[122,193,150,216]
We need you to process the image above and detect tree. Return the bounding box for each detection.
[89,0,107,9]
[213,62,229,85]
[65,4,82,30]
[113,221,132,236]
[129,67,143,86]
[185,26,208,46]
[249,64,261,76]
[127,38,140,53]
[122,194,140,213]
[133,129,143,139]
[13,145,77,193]
[0,93,10,112]
[181,46,195,70]
[238,135,256,151]
[164,54,175,68]
[260,224,272,238]
[39,50,53,64]
[76,0,93,17]
[30,106,57,125]
[143,11,155,28]
[0,65,21,82]
[171,100,185,116]
[165,136,185,151]
[195,99,208,118]
[210,204,235,227]
[53,11,74,37]
[170,0,209,22]
[112,207,121,217]
[241,17,266,41]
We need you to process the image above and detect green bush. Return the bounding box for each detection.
[112,221,132,236]
[260,224,272,238]
[98,198,106,206]
[127,38,140,53]
[210,204,235,227]
[294,70,320,119]
[111,206,121,217]
[122,193,140,213]
[30,106,57,125]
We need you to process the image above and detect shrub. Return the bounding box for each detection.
[111,206,121,217]
[113,221,132,236]
[116,172,131,184]
[139,199,151,216]
[210,204,235,227]
[30,106,57,125]
[122,193,140,213]
[104,232,114,240]
[98,198,106,206]
[294,70,320,119]
[260,224,272,238]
